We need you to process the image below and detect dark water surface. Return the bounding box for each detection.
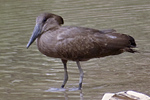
[0,0,150,100]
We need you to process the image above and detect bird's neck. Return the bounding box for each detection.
[42,23,60,33]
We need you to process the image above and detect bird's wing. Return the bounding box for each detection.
[56,26,107,48]
[55,26,134,60]
[57,26,130,49]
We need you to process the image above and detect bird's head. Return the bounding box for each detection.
[26,13,64,48]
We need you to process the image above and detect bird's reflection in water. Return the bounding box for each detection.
[45,87,84,100]
[45,87,66,92]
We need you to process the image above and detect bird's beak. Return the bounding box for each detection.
[26,23,42,49]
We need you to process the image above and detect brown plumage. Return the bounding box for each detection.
[27,13,137,90]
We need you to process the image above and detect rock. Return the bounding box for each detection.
[102,91,150,100]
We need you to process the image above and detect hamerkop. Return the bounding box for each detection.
[27,13,137,90]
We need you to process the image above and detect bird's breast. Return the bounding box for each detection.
[36,32,59,58]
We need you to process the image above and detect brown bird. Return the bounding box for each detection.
[27,13,137,90]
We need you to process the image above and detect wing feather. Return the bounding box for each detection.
[55,26,135,61]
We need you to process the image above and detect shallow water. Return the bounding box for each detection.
[0,0,150,100]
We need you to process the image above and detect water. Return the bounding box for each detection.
[0,0,150,100]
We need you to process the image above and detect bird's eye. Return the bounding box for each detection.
[43,18,47,23]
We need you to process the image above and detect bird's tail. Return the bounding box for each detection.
[129,35,136,48]
[125,35,138,53]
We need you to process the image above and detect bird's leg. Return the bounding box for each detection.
[76,61,84,90]
[61,59,68,88]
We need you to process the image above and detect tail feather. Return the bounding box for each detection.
[126,35,138,53]
[128,35,136,48]
[125,48,138,53]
